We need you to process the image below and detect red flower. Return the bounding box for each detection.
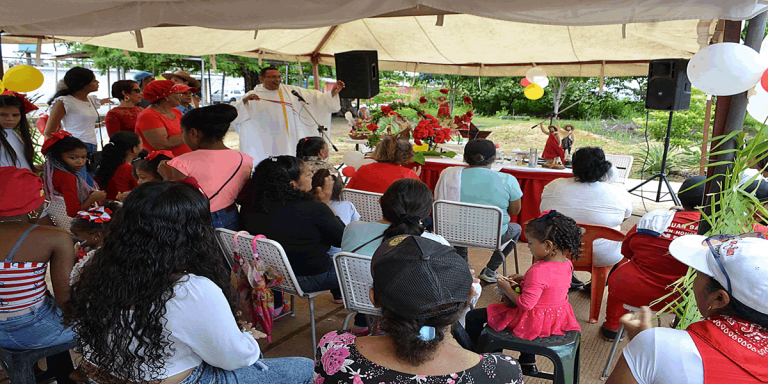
[366,123,378,132]
[381,105,393,116]
[419,96,427,104]
[439,88,449,94]
[463,96,472,103]
[465,110,474,118]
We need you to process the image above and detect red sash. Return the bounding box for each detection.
[685,316,768,383]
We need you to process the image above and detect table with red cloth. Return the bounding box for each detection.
[405,158,572,242]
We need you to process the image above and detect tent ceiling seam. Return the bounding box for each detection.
[312,25,338,56]
[414,17,454,63]
[565,26,581,62]
[361,19,395,59]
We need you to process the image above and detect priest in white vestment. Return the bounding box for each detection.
[233,66,344,164]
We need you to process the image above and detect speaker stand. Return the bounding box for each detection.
[627,111,681,206]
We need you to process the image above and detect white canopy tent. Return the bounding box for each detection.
[1,1,766,76]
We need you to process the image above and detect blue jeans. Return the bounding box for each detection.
[211,206,240,230]
[178,359,314,384]
[80,143,97,188]
[274,262,342,310]
[0,296,75,349]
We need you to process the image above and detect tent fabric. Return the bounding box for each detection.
[0,0,766,36]
[42,17,715,77]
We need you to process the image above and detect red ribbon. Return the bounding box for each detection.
[145,150,174,161]
[41,131,73,156]
[1,91,39,112]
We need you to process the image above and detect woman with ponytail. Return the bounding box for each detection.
[345,135,420,193]
[94,132,142,200]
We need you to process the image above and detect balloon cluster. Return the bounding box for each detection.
[340,152,375,178]
[0,65,45,93]
[522,66,548,100]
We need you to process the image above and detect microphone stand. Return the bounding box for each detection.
[292,92,338,152]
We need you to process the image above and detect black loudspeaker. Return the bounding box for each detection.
[645,59,691,111]
[335,50,379,99]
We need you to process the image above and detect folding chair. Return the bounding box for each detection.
[332,252,381,331]
[604,154,633,185]
[433,200,519,274]
[44,196,74,231]
[341,188,383,222]
[214,229,323,353]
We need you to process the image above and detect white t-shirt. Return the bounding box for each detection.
[0,128,31,170]
[54,95,100,145]
[328,200,361,256]
[86,274,261,380]
[540,177,633,231]
[622,327,703,384]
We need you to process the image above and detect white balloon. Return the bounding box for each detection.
[687,43,765,96]
[747,91,768,123]
[342,152,364,168]
[533,76,549,88]
[357,159,376,167]
[526,66,548,85]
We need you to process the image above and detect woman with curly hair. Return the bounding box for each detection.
[239,155,345,307]
[64,181,314,384]
[345,135,420,193]
[540,146,632,272]
[464,210,582,375]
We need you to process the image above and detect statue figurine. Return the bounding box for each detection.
[539,124,565,169]
[395,115,413,140]
[560,124,575,161]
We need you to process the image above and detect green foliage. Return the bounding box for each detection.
[413,150,456,165]
[370,86,410,105]
[639,89,709,146]
[68,43,198,74]
[631,144,699,175]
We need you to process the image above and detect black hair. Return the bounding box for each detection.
[377,301,468,366]
[311,169,343,201]
[296,137,327,159]
[571,147,612,183]
[677,175,706,211]
[180,104,237,142]
[95,132,141,190]
[48,67,95,105]
[47,136,87,172]
[239,156,312,214]
[755,149,768,171]
[380,178,433,239]
[64,181,234,383]
[111,80,138,100]
[131,153,172,182]
[743,179,768,200]
[69,201,122,234]
[705,276,768,328]
[260,66,280,77]
[464,152,495,166]
[525,211,582,260]
[373,135,414,165]
[0,95,34,168]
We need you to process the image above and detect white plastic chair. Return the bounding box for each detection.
[604,154,634,184]
[44,196,74,231]
[214,229,323,354]
[432,200,519,274]
[332,252,381,331]
[341,188,383,222]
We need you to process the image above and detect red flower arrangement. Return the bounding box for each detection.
[419,96,428,104]
[380,105,394,116]
[366,123,379,132]
[439,88,449,94]
[413,114,453,147]
[463,96,472,104]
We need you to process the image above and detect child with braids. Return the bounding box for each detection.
[464,210,582,374]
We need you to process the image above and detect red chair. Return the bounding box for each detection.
[571,223,625,324]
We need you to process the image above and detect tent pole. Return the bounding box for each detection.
[313,62,320,90]
[699,95,712,175]
[699,12,768,234]
[0,33,4,78]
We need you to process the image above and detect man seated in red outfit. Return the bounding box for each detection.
[601,175,705,340]
[345,135,420,193]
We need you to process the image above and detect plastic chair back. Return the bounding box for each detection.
[604,154,633,184]
[433,200,504,250]
[333,252,381,317]
[341,188,383,222]
[45,196,74,231]
[573,223,625,323]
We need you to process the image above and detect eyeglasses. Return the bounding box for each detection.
[702,232,765,295]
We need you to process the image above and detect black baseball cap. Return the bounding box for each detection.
[371,235,472,320]
[463,139,496,163]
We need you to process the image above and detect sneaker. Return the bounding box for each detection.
[570,273,585,289]
[478,268,498,283]
[600,322,624,342]
[520,364,539,376]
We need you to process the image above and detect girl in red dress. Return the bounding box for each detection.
[431,95,452,119]
[464,210,582,374]
[539,124,565,168]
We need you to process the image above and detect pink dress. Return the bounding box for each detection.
[487,260,581,340]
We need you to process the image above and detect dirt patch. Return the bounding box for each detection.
[599,119,644,137]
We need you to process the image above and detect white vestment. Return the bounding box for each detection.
[233,84,340,164]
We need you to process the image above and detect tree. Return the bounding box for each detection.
[551,77,571,116]
[67,43,199,74]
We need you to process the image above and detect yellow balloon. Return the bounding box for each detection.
[3,65,44,92]
[524,84,544,100]
[0,79,4,94]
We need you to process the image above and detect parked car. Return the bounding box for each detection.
[212,89,245,103]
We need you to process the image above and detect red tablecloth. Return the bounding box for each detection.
[407,160,463,190]
[501,168,571,241]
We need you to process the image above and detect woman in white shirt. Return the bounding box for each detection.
[45,67,110,186]
[64,181,313,384]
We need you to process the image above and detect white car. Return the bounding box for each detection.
[212,89,245,103]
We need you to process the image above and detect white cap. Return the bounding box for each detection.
[669,235,768,315]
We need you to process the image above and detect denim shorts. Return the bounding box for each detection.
[178,358,314,384]
[211,205,240,231]
[0,296,76,350]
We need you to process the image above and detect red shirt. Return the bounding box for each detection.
[52,170,83,217]
[103,163,138,200]
[105,106,144,137]
[135,108,191,157]
[345,162,419,193]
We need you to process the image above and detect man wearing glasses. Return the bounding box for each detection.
[233,66,345,164]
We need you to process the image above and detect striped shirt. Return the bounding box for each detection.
[0,262,48,312]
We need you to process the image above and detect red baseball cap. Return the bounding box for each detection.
[143,80,197,103]
[0,166,45,217]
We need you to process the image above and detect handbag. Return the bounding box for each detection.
[35,107,61,135]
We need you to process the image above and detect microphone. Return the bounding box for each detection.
[291,90,307,103]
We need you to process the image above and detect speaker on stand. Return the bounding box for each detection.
[627,59,691,206]
[335,50,380,100]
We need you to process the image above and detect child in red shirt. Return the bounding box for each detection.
[94,132,142,201]
[42,132,106,217]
